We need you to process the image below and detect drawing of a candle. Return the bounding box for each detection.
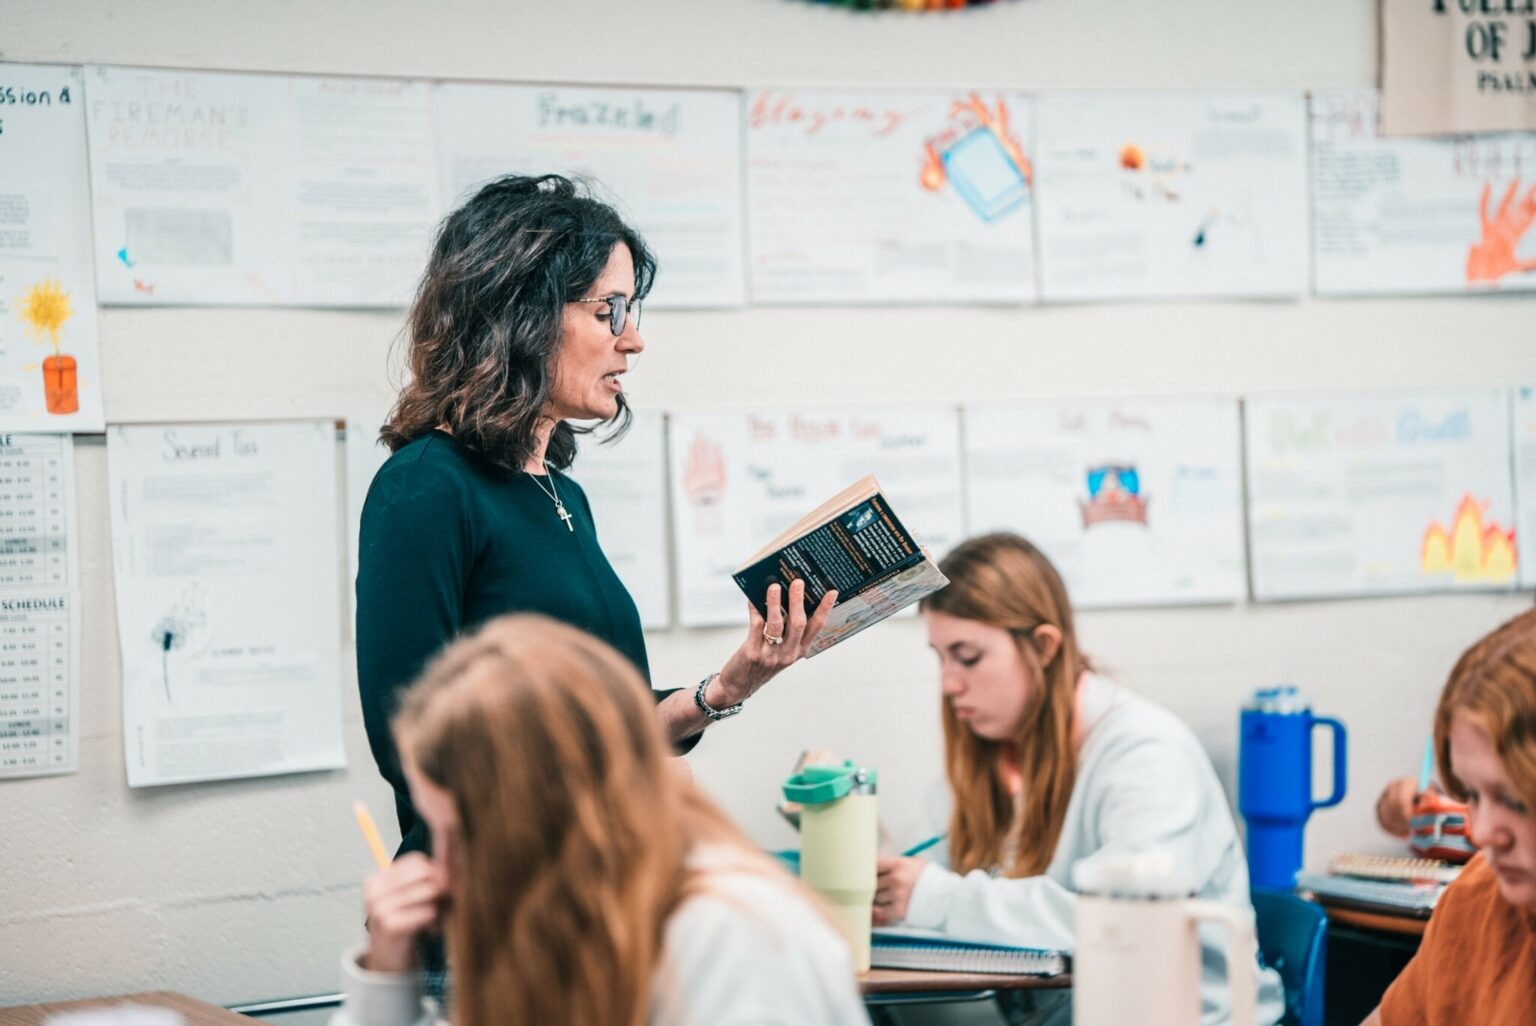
[17,278,79,415]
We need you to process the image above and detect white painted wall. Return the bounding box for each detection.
[3,0,1534,1009]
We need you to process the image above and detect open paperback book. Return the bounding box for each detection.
[871,927,1070,977]
[733,474,947,656]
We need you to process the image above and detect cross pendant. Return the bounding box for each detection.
[555,501,574,532]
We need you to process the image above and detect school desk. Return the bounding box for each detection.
[0,991,249,1026]
[1299,897,1426,1026]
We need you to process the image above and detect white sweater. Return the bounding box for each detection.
[904,674,1285,1026]
[329,848,871,1026]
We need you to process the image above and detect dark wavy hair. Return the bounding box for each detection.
[382,174,657,472]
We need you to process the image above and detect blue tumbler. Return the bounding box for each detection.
[1238,686,1347,890]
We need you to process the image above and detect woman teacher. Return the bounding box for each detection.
[357,174,834,856]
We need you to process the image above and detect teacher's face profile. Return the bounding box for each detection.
[548,243,645,422]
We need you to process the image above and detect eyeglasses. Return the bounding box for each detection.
[572,294,642,337]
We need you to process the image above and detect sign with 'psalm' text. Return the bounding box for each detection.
[1381,0,1536,135]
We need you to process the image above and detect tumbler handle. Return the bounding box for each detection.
[1311,716,1347,811]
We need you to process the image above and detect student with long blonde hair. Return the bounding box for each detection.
[333,614,869,1026]
[873,533,1282,1026]
[1363,608,1536,1026]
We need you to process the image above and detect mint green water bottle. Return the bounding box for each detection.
[783,760,878,972]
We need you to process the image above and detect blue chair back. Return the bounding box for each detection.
[1251,888,1327,1026]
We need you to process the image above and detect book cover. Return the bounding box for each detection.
[731,476,947,656]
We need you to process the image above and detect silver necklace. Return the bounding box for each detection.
[528,462,574,532]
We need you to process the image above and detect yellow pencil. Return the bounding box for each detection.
[352,799,391,871]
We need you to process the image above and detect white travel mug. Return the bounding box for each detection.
[1072,851,1257,1026]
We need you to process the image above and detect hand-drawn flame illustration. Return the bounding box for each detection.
[920,93,1032,222]
[1420,495,1516,584]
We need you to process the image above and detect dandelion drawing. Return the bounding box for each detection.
[151,616,187,702]
[149,586,207,703]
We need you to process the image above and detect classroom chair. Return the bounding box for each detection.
[1251,888,1328,1026]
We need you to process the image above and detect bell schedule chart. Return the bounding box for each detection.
[0,434,79,779]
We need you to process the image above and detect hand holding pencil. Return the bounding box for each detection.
[353,799,447,974]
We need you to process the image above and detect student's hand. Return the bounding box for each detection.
[1376,776,1422,839]
[873,854,927,926]
[362,852,448,973]
[713,580,838,707]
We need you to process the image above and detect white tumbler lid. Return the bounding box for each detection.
[1072,850,1192,899]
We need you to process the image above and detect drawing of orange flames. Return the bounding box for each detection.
[1420,495,1516,584]
[920,93,1032,193]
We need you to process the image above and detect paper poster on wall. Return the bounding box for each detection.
[1034,91,1309,302]
[345,412,391,607]
[668,408,963,627]
[434,82,744,308]
[0,63,105,432]
[1514,387,1536,590]
[108,421,345,787]
[964,399,1245,608]
[746,88,1037,304]
[0,435,80,779]
[1311,90,1536,297]
[573,412,670,629]
[1246,390,1517,602]
[85,66,439,307]
[1381,1,1536,136]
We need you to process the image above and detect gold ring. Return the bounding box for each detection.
[763,625,785,645]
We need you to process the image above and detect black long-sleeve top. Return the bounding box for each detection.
[355,429,688,855]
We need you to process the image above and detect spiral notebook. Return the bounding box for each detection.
[871,927,1069,977]
[1295,871,1445,916]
